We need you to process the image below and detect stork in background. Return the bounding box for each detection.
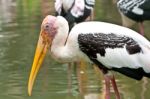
[117,0,150,36]
[54,0,95,93]
[55,0,95,30]
[28,15,150,99]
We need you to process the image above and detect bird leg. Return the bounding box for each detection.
[104,74,120,99]
[110,75,120,99]
[138,22,144,36]
[76,60,87,95]
[104,75,111,99]
[67,63,72,94]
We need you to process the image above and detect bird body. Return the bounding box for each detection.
[50,16,150,80]
[28,15,150,98]
[117,0,150,35]
[117,0,150,22]
[55,0,95,30]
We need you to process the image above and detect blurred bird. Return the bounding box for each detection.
[28,15,150,99]
[55,0,95,30]
[117,0,150,36]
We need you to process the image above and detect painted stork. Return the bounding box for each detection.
[117,0,150,36]
[28,15,150,99]
[55,0,95,30]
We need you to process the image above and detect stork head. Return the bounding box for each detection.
[28,15,58,96]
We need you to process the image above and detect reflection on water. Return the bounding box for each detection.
[0,0,150,99]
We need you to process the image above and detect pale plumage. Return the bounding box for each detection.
[51,16,150,79]
[55,0,95,30]
[28,15,150,99]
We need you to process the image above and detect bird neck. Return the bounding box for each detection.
[53,26,69,47]
[50,21,72,62]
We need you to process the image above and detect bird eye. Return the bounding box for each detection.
[45,25,49,28]
[45,24,49,30]
[43,24,50,33]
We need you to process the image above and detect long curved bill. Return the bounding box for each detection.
[28,31,50,96]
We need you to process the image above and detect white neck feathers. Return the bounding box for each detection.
[50,16,73,62]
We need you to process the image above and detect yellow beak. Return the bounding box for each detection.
[28,31,50,96]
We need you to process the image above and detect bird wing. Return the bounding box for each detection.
[117,0,150,21]
[78,32,142,67]
[77,32,150,80]
[68,21,150,79]
[69,21,150,68]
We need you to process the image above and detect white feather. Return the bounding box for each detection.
[51,16,150,73]
[68,21,150,73]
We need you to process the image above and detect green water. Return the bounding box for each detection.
[0,0,150,99]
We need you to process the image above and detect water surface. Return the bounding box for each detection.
[0,0,150,99]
